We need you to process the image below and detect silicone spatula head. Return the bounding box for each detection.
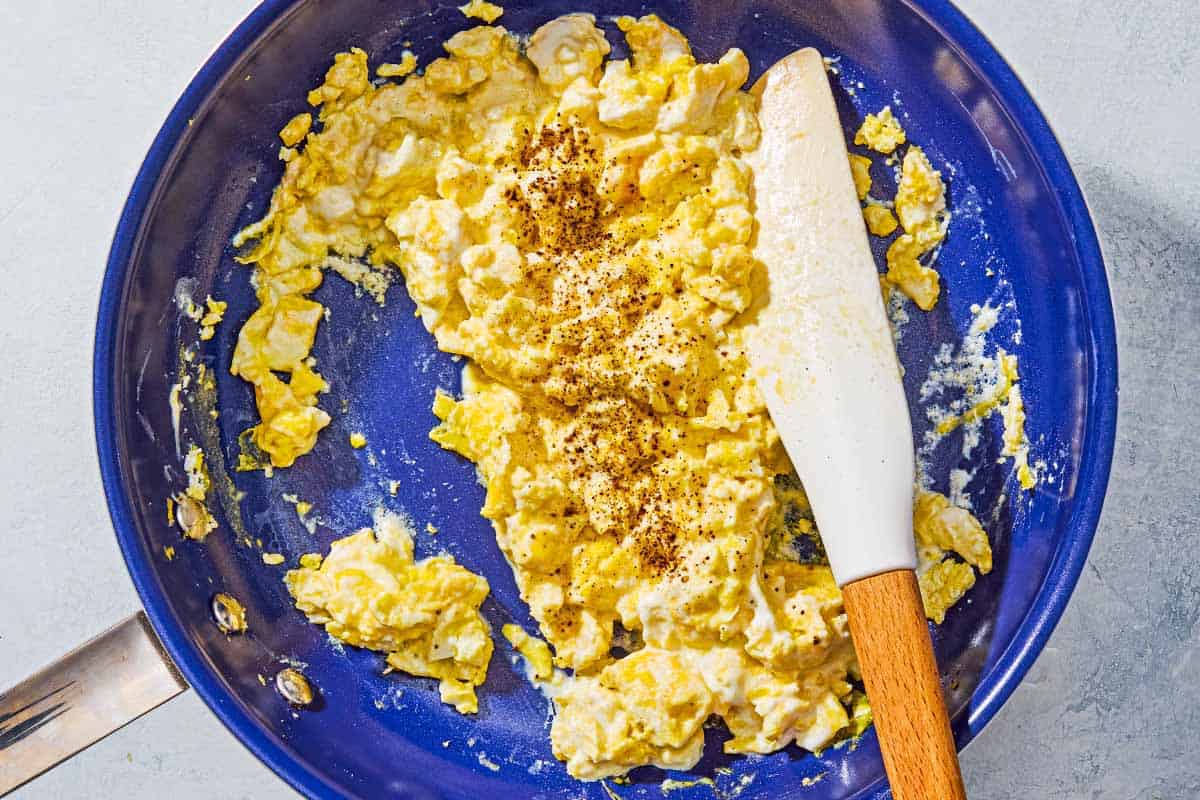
[744,49,916,587]
[744,49,966,800]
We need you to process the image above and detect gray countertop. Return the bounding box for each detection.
[2,1,1196,797]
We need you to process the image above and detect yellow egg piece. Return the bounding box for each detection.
[854,105,906,154]
[459,0,503,23]
[848,153,872,200]
[863,204,898,237]
[502,624,554,680]
[285,513,493,714]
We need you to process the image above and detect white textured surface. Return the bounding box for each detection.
[1,1,1196,798]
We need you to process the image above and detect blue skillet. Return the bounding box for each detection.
[0,1,1117,798]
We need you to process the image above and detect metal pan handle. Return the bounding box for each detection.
[0,613,187,796]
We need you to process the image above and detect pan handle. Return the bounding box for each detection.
[0,612,188,796]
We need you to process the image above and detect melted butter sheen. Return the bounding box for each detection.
[233,13,992,780]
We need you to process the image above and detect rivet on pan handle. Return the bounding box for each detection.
[0,612,187,796]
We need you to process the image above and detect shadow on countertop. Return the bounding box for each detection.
[960,163,1200,798]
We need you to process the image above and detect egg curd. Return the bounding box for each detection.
[286,512,493,713]
[230,13,994,780]
[885,146,951,311]
[854,106,905,155]
[848,111,951,311]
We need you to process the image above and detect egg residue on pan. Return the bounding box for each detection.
[170,444,218,541]
[226,11,1019,780]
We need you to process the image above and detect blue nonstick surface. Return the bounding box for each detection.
[94,0,1118,797]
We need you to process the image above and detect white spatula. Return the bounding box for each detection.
[744,49,966,800]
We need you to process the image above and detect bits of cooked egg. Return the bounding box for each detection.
[854,105,906,154]
[286,512,493,713]
[231,12,1009,780]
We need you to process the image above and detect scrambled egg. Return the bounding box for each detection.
[854,106,905,154]
[228,289,331,468]
[863,204,898,237]
[848,153,872,200]
[278,113,313,147]
[502,623,554,680]
[914,491,992,624]
[851,107,950,311]
[285,512,493,713]
[233,14,997,780]
[885,146,950,310]
[460,0,503,22]
[378,52,418,79]
[199,296,227,341]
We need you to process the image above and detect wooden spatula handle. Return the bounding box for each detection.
[842,569,966,800]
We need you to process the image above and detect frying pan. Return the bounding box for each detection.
[0,0,1117,797]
